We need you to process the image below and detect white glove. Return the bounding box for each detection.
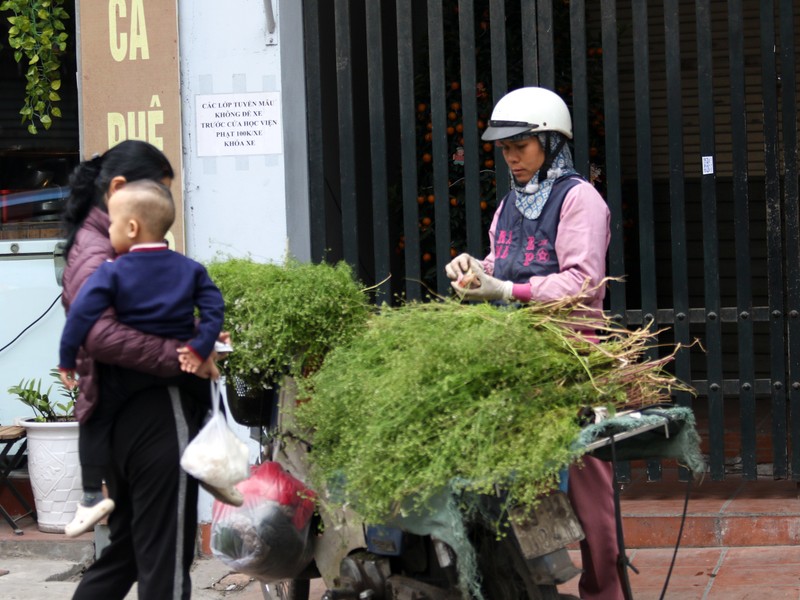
[451,269,514,302]
[444,253,483,281]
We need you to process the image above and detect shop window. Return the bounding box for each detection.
[0,0,79,241]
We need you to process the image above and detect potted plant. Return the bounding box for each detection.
[8,368,81,533]
[206,257,372,427]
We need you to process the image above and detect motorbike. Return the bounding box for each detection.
[222,381,699,600]
[216,355,700,600]
[250,380,588,600]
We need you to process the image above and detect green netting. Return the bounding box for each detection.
[386,487,483,599]
[576,406,705,476]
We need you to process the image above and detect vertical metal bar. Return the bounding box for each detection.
[569,0,589,178]
[489,0,507,105]
[303,0,326,262]
[459,0,482,259]
[334,0,359,270]
[601,0,625,324]
[780,0,800,479]
[760,0,787,478]
[631,2,656,361]
[427,0,451,296]
[396,0,421,301]
[630,0,656,483]
[696,0,724,484]
[663,1,692,416]
[728,0,756,481]
[365,0,389,303]
[490,0,509,202]
[521,1,538,87]
[537,0,554,90]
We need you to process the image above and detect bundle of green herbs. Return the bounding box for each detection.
[296,298,688,526]
[207,258,372,391]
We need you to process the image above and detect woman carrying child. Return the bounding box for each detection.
[62,140,219,600]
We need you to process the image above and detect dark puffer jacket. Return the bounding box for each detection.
[62,207,183,423]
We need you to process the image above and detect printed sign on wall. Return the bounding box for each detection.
[195,92,283,157]
[78,0,184,251]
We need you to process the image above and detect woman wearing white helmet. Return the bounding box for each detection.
[445,87,623,600]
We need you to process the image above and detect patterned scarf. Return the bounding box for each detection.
[512,132,577,220]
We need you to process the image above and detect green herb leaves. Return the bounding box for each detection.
[296,300,686,525]
[207,258,372,392]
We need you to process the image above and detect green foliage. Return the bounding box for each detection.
[206,258,373,391]
[8,368,76,422]
[0,0,69,134]
[296,299,685,526]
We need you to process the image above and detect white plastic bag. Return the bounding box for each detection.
[181,379,250,488]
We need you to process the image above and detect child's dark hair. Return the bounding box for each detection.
[62,140,174,256]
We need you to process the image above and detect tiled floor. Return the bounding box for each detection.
[557,546,800,599]
[620,468,800,548]
[552,468,800,598]
[5,471,800,599]
[7,520,800,599]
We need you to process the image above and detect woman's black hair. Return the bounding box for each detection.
[62,140,174,256]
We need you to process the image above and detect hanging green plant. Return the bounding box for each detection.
[1,0,69,134]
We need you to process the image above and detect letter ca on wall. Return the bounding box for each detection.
[109,0,149,61]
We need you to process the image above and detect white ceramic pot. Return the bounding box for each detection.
[17,418,82,534]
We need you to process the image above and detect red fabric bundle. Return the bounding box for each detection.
[211,461,316,582]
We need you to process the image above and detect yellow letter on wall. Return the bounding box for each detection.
[107,112,125,146]
[148,96,164,149]
[129,0,150,60]
[108,0,127,62]
[127,111,148,141]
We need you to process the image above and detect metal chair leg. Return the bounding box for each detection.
[0,429,35,535]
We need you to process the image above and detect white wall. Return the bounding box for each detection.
[178,0,288,265]
[178,0,305,522]
[1,1,305,526]
[0,240,66,426]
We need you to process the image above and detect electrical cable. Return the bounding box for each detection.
[0,293,62,354]
[610,435,637,600]
[658,476,692,600]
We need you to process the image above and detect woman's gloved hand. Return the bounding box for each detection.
[444,253,482,281]
[451,268,514,302]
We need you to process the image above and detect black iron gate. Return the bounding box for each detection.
[301,0,799,482]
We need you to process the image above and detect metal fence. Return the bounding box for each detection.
[301,0,799,482]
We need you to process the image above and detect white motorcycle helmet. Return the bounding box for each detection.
[482,87,573,142]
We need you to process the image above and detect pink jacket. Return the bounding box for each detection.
[61,207,183,423]
[484,180,611,310]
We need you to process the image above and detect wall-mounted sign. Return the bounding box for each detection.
[78,0,184,251]
[195,92,283,157]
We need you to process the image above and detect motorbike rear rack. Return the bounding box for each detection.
[582,411,672,454]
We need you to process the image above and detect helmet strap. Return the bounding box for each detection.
[537,133,567,183]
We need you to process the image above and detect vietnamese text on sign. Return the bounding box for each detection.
[195,92,283,157]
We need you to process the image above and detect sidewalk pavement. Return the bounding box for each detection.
[4,544,800,599]
[0,555,243,599]
[5,474,800,600]
[0,553,327,600]
[0,516,327,600]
